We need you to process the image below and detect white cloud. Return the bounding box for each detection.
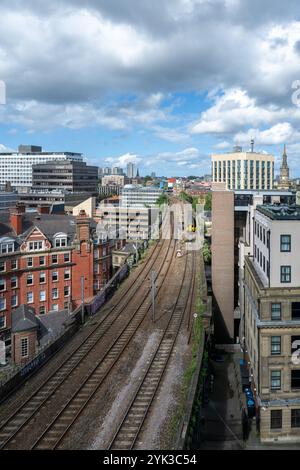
[0,143,15,152]
[1,0,300,176]
[191,88,278,134]
[213,141,232,150]
[104,152,142,168]
[234,122,300,146]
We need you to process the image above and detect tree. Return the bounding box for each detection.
[156,193,168,206]
[179,191,193,204]
[204,192,212,211]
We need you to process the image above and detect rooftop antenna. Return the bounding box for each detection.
[250,139,254,153]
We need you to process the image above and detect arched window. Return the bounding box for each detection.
[53,232,68,248]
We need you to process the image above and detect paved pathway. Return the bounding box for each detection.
[199,352,244,450]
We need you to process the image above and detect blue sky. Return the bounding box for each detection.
[1,1,300,177]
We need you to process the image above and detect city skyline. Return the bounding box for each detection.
[0,1,300,176]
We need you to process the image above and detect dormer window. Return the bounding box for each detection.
[0,237,15,254]
[55,238,67,248]
[53,232,68,248]
[28,241,43,251]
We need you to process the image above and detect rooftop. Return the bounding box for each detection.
[256,204,300,220]
[0,211,97,244]
[12,305,38,333]
[0,151,82,156]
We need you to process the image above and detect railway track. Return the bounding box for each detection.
[28,238,176,450]
[0,237,173,450]
[0,236,176,450]
[108,250,196,450]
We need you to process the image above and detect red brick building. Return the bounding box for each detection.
[0,204,122,348]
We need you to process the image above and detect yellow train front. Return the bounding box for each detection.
[186,224,196,233]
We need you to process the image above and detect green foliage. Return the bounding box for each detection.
[202,242,211,264]
[179,191,193,204]
[156,193,168,206]
[204,191,212,211]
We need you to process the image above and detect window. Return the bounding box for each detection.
[27,257,33,268]
[64,252,70,263]
[39,306,46,315]
[292,303,300,320]
[271,370,281,390]
[52,288,58,299]
[55,237,67,248]
[10,276,17,290]
[0,261,6,272]
[267,232,270,249]
[281,266,291,283]
[11,259,18,270]
[281,235,291,252]
[64,286,70,297]
[103,260,107,272]
[271,303,281,321]
[11,294,18,307]
[64,269,70,280]
[26,274,33,286]
[0,298,6,311]
[28,241,43,251]
[39,272,46,284]
[1,242,14,254]
[52,271,58,282]
[21,337,29,358]
[27,292,33,304]
[0,315,6,329]
[292,370,300,389]
[0,279,6,292]
[39,290,46,302]
[52,254,58,264]
[39,256,45,266]
[291,409,300,428]
[271,410,282,429]
[271,336,281,355]
[52,304,59,311]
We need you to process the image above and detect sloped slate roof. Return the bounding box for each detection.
[0,212,97,246]
[12,304,39,333]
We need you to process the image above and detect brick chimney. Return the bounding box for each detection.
[10,203,25,235]
[76,210,90,242]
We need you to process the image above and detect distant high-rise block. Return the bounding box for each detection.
[211,147,274,190]
[126,162,138,179]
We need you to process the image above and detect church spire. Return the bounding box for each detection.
[278,144,290,189]
[282,144,288,167]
